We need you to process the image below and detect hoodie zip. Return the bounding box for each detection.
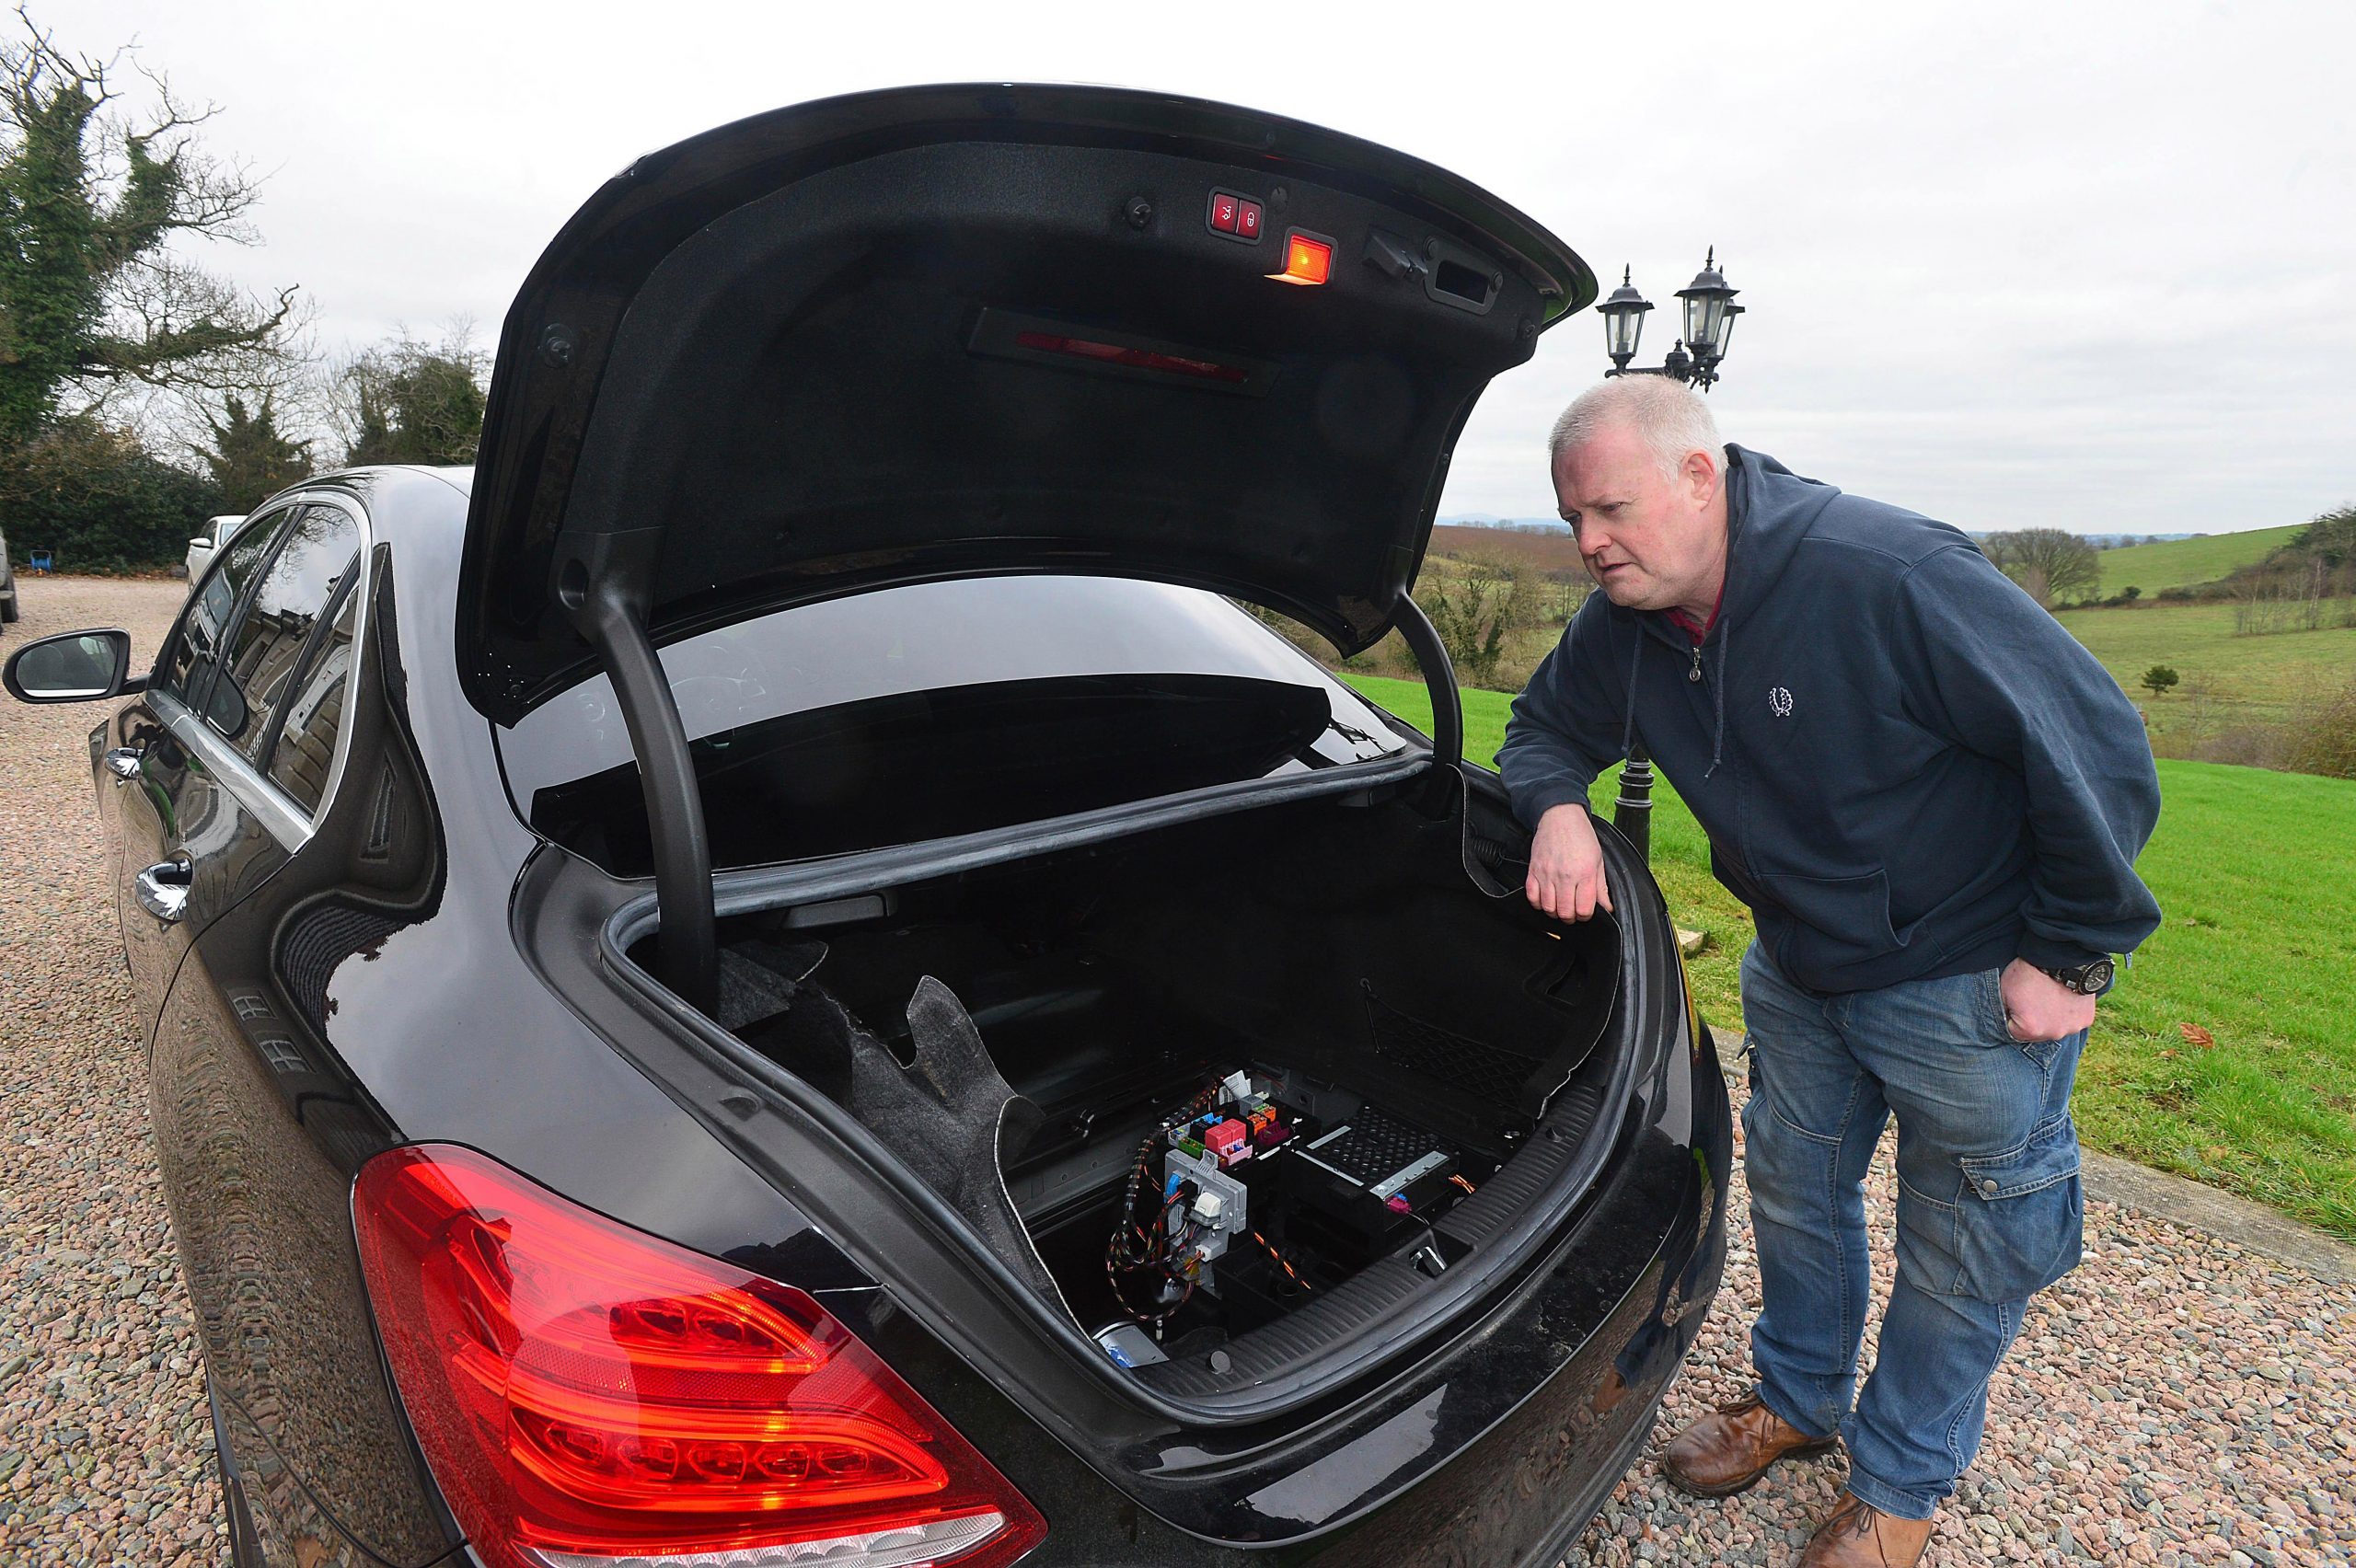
[1688,644,1704,683]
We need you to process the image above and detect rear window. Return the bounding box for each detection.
[264,582,360,813]
[498,576,1407,875]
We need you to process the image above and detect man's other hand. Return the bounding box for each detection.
[1999,958,2096,1042]
[1527,803,1613,922]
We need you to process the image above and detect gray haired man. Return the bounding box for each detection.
[1499,379,2160,1566]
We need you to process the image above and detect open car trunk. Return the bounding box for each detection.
[631,779,1628,1390]
[471,83,1623,1408]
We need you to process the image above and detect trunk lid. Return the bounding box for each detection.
[456,84,1592,722]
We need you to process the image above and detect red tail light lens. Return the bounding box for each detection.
[354,1144,1045,1568]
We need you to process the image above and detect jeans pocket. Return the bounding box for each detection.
[1978,968,2064,1070]
[1949,1114,2085,1302]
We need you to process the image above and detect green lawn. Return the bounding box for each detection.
[2093,525,2301,598]
[1343,673,2356,1240]
[2057,601,2356,752]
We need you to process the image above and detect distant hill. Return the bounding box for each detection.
[1427,524,1585,573]
[2096,525,2305,597]
[1435,514,1568,533]
[1432,517,2302,599]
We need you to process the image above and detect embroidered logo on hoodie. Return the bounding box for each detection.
[1768,686,1795,718]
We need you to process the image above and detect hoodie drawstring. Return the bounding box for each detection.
[1703,618,1729,778]
[1624,609,1729,778]
[1620,629,1644,757]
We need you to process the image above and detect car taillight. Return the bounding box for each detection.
[353,1144,1045,1568]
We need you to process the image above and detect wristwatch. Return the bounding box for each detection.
[2038,957,2115,995]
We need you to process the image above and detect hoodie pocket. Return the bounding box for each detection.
[1752,869,1902,978]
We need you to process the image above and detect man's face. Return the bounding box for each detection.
[1552,421,1723,613]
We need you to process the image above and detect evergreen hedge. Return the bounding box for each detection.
[0,419,225,572]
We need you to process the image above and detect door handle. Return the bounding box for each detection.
[134,861,191,925]
[104,747,143,782]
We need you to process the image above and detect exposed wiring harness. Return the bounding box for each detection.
[1253,1229,1313,1296]
[1104,1078,1227,1332]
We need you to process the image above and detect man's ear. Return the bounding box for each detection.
[1682,447,1720,507]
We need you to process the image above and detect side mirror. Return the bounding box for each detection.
[3,628,144,703]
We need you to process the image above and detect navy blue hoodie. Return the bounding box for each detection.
[1498,445,2162,994]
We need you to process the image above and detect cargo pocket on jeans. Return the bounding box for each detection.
[1949,1114,2085,1302]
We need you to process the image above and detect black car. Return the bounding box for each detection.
[6,86,1728,1568]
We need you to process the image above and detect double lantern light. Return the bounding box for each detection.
[1599,248,1741,392]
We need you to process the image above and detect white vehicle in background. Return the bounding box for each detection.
[184,513,250,583]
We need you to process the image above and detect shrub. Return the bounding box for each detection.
[1420,559,1560,690]
[0,418,225,572]
[2141,664,2180,698]
[2283,678,2356,780]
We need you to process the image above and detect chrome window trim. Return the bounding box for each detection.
[294,492,372,832]
[152,688,317,851]
[153,487,375,852]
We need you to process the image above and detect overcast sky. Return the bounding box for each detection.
[56,0,2356,536]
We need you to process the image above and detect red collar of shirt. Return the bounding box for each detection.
[1664,582,1727,646]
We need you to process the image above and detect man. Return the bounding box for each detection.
[1499,379,2160,1567]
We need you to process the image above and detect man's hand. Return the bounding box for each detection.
[1998,958,2096,1043]
[1526,803,1613,922]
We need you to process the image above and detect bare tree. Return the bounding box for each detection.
[1981,528,2100,608]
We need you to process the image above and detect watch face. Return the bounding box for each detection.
[2082,959,2116,992]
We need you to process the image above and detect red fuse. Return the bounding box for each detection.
[1206,1118,1252,1167]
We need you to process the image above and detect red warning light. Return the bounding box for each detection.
[1268,230,1334,286]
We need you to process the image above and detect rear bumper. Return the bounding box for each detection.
[829,1034,1735,1564]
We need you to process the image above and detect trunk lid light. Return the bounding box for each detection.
[1010,329,1252,384]
[354,1144,1045,1568]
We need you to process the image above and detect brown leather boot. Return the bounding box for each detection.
[1658,1392,1839,1497]
[1798,1492,1936,1566]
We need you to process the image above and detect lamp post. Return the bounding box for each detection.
[1596,249,1745,862]
[1600,248,1742,392]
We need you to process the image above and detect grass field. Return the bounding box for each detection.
[2093,524,2301,598]
[1342,673,2356,1240]
[2057,601,2356,752]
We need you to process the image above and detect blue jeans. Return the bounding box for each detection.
[1738,942,2085,1521]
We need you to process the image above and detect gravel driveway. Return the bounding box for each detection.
[3,576,227,1566]
[3,575,2350,1567]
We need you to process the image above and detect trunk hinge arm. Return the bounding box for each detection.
[556,530,719,1011]
[1389,594,1464,813]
